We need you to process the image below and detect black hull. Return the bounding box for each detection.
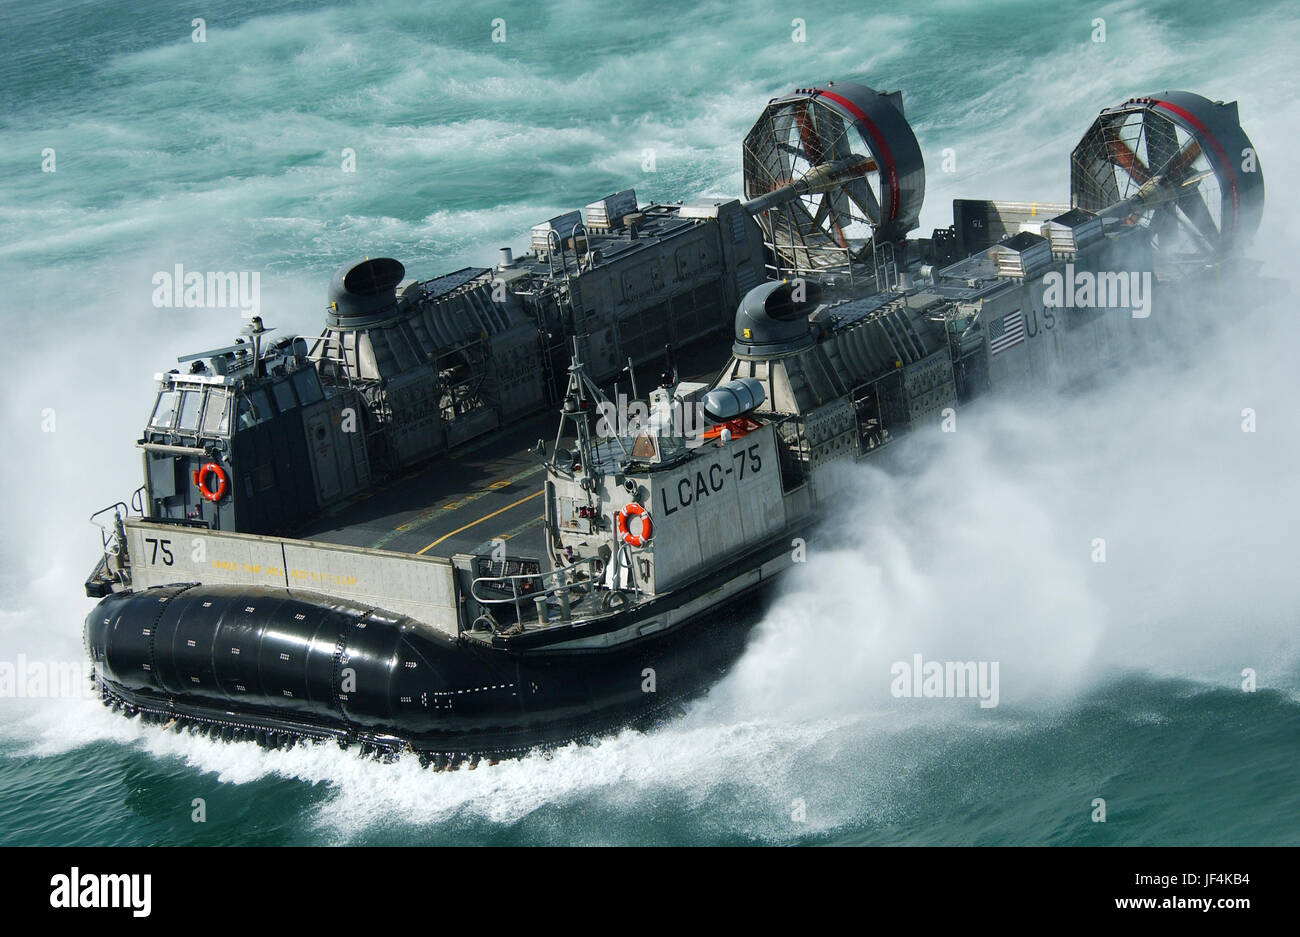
[84,584,763,760]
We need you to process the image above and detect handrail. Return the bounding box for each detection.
[470,554,607,629]
[89,502,129,555]
[91,486,148,560]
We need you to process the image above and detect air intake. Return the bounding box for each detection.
[327,257,406,327]
[989,232,1052,279]
[732,280,822,357]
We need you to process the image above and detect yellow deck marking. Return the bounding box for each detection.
[416,490,544,554]
[491,513,546,543]
[368,462,545,550]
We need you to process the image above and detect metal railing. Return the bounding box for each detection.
[90,485,146,561]
[89,502,129,556]
[469,554,607,632]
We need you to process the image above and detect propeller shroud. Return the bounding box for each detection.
[742,81,925,279]
[1070,91,1263,262]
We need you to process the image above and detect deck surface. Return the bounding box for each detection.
[297,410,555,560]
[296,341,731,562]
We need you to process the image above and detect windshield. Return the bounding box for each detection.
[236,388,272,430]
[201,390,231,436]
[177,390,203,433]
[149,390,180,430]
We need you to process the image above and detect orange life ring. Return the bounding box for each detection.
[193,462,228,502]
[616,502,652,547]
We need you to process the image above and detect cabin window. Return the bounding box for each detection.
[201,391,231,436]
[177,390,203,433]
[236,389,272,430]
[271,378,297,413]
[149,390,180,430]
[291,368,324,405]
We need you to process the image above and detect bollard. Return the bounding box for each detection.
[558,574,571,622]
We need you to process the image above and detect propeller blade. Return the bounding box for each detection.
[828,130,881,225]
[811,196,832,228]
[1165,139,1203,184]
[1148,204,1180,248]
[1171,208,1216,253]
[1177,191,1221,244]
[1107,134,1151,185]
[794,106,851,247]
[844,182,881,227]
[1072,114,1125,210]
[1142,109,1179,180]
[793,102,826,164]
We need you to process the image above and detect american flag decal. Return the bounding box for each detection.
[988,309,1026,355]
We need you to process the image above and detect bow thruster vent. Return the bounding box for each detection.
[742,81,925,278]
[1071,92,1263,262]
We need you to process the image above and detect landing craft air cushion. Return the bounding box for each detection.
[83,82,1264,763]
